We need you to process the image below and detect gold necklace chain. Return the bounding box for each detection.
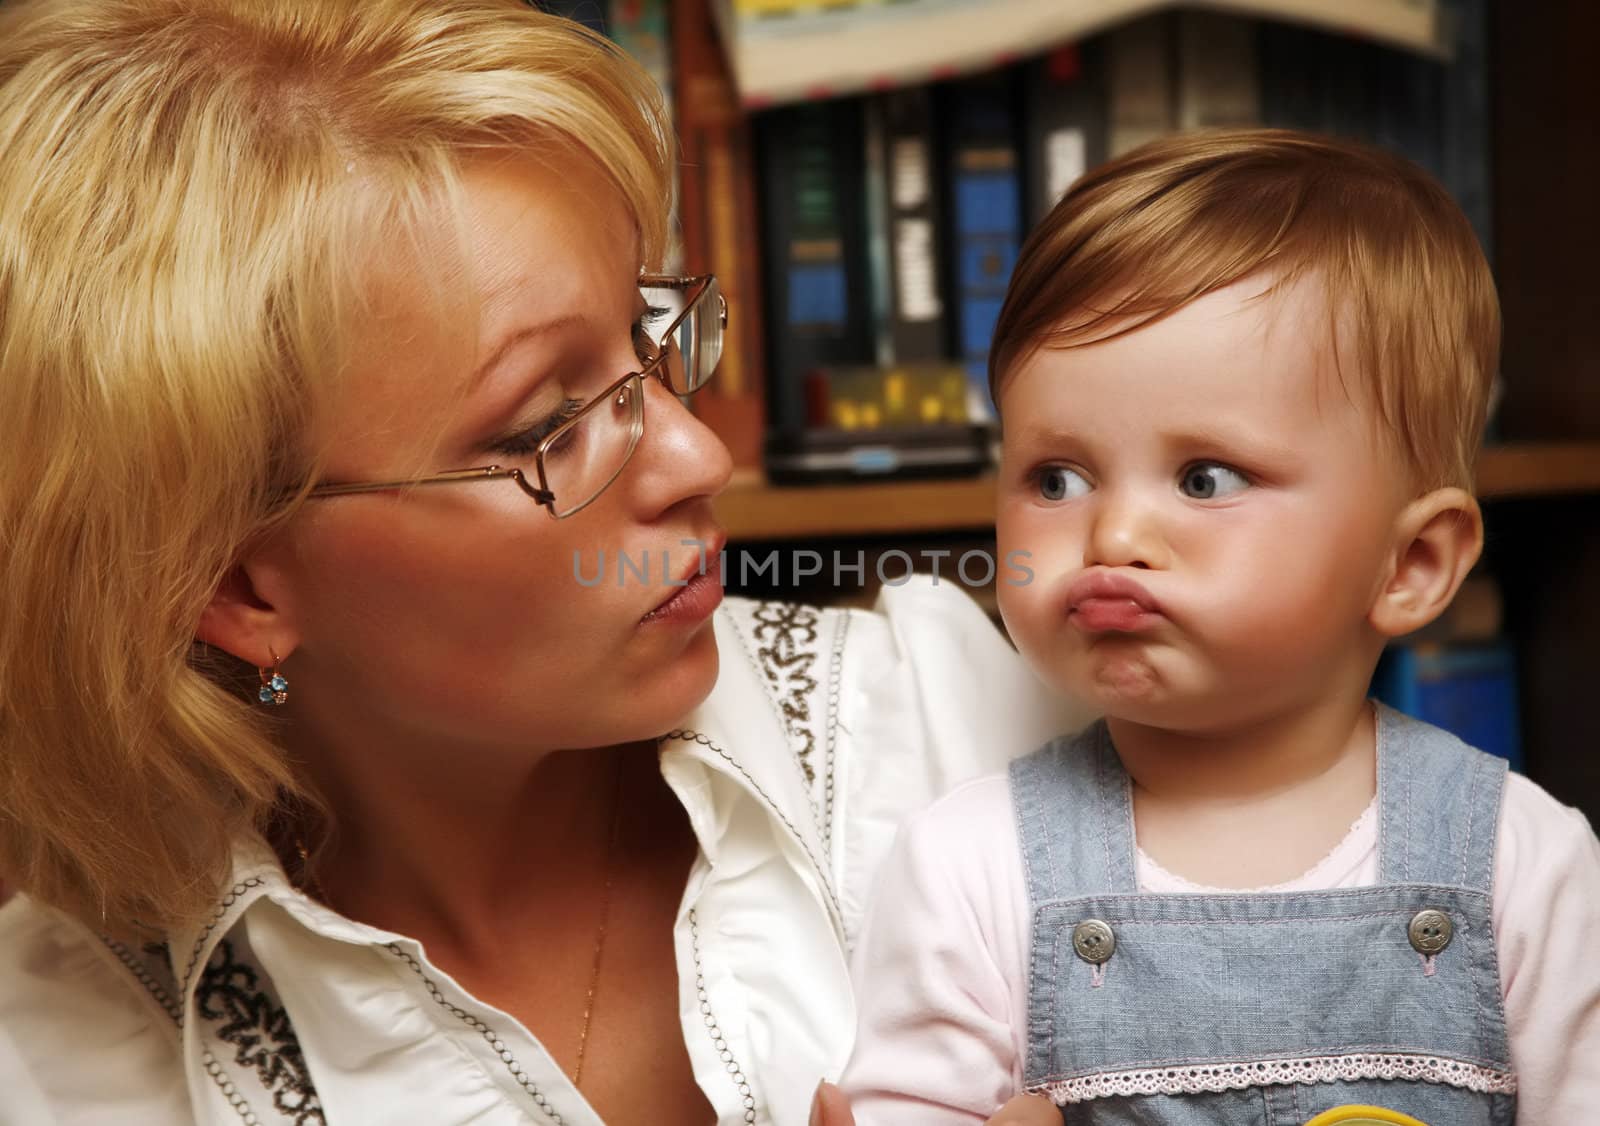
[573,752,623,1088]
[292,749,627,1091]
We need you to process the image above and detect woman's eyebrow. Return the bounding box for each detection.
[471,313,589,389]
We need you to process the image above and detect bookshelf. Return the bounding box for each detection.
[716,442,1600,540]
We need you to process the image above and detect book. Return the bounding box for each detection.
[1372,38,1443,182]
[1106,13,1175,158]
[938,67,1023,423]
[1371,640,1524,772]
[1175,9,1260,132]
[1023,41,1108,229]
[1436,0,1493,258]
[755,98,873,446]
[1257,11,1491,259]
[535,0,608,35]
[607,0,673,109]
[1258,19,1323,132]
[878,85,949,366]
[672,0,768,468]
[862,92,895,369]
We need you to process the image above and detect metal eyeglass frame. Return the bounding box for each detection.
[304,274,726,520]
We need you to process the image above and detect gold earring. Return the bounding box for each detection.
[257,649,289,706]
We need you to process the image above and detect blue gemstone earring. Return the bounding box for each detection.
[257,651,289,706]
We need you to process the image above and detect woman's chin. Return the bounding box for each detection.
[630,627,722,735]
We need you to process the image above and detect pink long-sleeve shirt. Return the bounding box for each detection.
[842,769,1600,1124]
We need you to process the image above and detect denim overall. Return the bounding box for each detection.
[1009,704,1517,1125]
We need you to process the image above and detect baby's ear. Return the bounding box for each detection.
[1368,487,1484,638]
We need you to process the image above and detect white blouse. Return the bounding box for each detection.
[0,578,1090,1126]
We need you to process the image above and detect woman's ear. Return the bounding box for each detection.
[195,547,302,669]
[1369,487,1484,639]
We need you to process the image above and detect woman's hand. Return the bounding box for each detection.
[809,1080,1058,1126]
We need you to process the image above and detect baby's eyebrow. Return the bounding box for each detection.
[1003,422,1083,447]
[1156,426,1301,463]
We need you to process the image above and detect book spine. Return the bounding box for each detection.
[1106,13,1175,158]
[1372,641,1524,772]
[1437,0,1493,259]
[1258,20,1323,132]
[862,93,895,369]
[1023,41,1107,229]
[882,85,947,366]
[1175,10,1260,132]
[756,98,871,439]
[607,0,673,108]
[939,68,1022,422]
[536,0,608,36]
[1317,31,1381,144]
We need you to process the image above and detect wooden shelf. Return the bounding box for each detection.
[716,441,1600,540]
[1476,442,1600,498]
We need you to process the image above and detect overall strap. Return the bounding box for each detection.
[1376,702,1508,891]
[1009,720,1139,903]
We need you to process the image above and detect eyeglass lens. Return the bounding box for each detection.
[545,278,726,517]
[544,376,645,518]
[645,277,724,395]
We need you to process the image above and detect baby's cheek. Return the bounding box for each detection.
[996,580,1068,686]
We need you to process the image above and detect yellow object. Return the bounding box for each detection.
[1303,1106,1430,1126]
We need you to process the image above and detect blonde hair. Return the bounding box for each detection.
[0,0,672,935]
[990,129,1500,491]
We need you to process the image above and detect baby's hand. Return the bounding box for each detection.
[809,1081,1057,1126]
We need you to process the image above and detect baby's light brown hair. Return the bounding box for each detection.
[989,129,1500,491]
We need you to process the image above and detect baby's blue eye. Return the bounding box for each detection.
[1179,463,1249,499]
[1037,466,1091,502]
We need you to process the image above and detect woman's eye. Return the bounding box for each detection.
[1179,462,1249,499]
[1036,466,1090,502]
[632,304,671,365]
[491,399,583,459]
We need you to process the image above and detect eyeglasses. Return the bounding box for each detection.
[306,274,726,519]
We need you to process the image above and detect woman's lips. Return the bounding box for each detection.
[641,534,726,625]
[1063,570,1163,633]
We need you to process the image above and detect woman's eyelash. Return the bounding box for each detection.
[492,310,669,457]
[491,399,582,457]
[633,304,672,357]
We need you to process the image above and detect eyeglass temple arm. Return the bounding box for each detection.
[307,466,555,504]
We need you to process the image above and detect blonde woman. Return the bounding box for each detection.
[0,1,1073,1123]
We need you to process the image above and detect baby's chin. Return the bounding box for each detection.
[1053,652,1219,732]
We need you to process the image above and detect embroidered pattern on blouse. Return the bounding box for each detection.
[102,883,325,1126]
[689,908,758,1124]
[384,942,567,1124]
[1027,1052,1519,1105]
[181,876,267,1002]
[749,601,822,782]
[196,939,326,1125]
[102,937,183,1022]
[822,611,849,854]
[663,728,842,923]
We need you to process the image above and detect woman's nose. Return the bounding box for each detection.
[1084,488,1170,571]
[629,374,734,516]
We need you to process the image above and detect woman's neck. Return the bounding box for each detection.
[289,731,664,960]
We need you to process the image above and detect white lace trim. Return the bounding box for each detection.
[1028,1051,1517,1105]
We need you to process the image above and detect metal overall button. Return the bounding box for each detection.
[1408,908,1454,954]
[1071,919,1116,964]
